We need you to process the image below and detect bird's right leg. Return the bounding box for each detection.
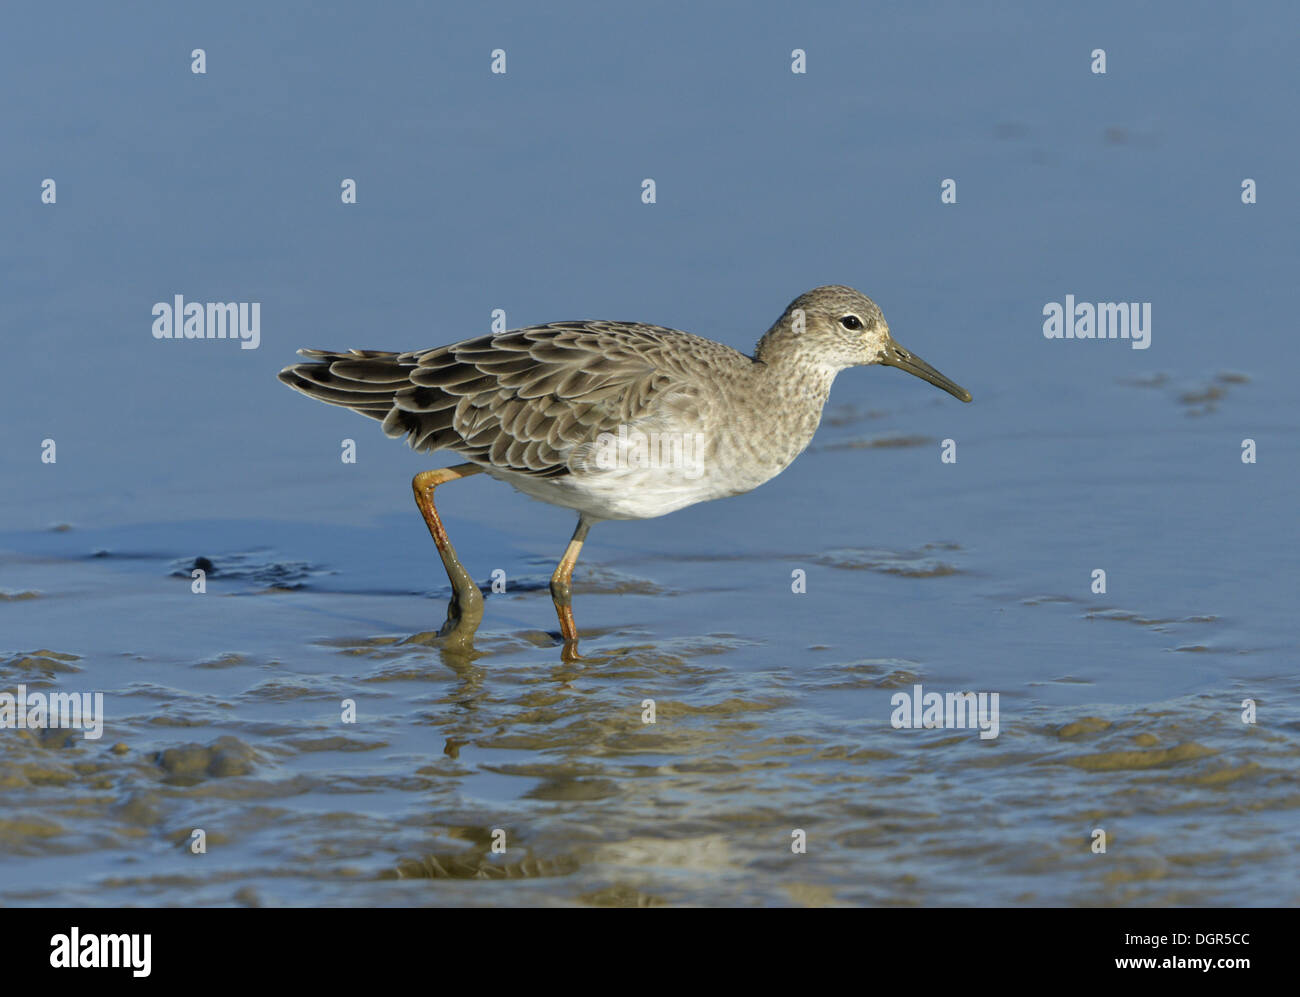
[550,516,592,662]
[412,464,485,647]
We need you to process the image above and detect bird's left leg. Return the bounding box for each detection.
[550,516,592,661]
[412,464,485,646]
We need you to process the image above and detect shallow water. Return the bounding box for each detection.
[2,1,1298,906]
[3,370,1296,906]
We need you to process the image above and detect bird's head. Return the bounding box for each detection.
[759,285,972,402]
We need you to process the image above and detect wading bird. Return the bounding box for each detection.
[279,285,971,659]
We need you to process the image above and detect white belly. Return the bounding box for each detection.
[481,406,819,522]
[488,465,744,521]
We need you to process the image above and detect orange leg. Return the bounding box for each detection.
[412,464,485,647]
[550,517,592,661]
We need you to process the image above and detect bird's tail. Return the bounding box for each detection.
[277,349,412,423]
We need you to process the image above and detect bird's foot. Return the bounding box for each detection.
[437,575,484,649]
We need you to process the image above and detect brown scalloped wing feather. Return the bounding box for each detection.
[279,323,747,478]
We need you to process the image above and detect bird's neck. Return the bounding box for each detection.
[751,328,841,409]
[729,347,839,473]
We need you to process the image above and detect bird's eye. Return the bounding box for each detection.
[839,314,862,330]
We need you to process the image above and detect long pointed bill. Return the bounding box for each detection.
[881,340,972,402]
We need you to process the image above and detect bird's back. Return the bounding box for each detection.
[278,321,756,479]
